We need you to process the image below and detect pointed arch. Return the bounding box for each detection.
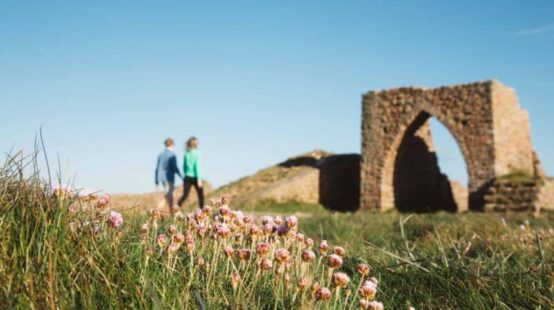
[379,111,470,212]
[361,81,535,212]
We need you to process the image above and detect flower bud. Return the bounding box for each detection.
[328,254,343,268]
[357,263,370,276]
[315,287,331,301]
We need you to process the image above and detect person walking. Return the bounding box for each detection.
[177,137,205,208]
[155,138,182,210]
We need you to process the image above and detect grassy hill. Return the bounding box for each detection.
[111,150,330,212]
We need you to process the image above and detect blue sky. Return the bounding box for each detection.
[1,0,553,193]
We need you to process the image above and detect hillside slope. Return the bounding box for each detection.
[209,150,330,207]
[112,150,336,211]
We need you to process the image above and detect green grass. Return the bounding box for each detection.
[248,201,554,309]
[498,170,536,183]
[239,199,328,214]
[1,154,553,309]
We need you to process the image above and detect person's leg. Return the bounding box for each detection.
[165,181,175,209]
[178,177,192,207]
[194,178,205,208]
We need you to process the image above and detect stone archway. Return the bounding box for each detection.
[361,80,535,211]
[391,112,464,212]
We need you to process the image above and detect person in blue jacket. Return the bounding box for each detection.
[155,138,182,209]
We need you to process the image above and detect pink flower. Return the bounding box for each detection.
[221,195,231,205]
[224,246,235,258]
[186,240,195,252]
[173,233,185,244]
[273,216,284,226]
[285,215,298,229]
[357,263,370,276]
[248,225,261,237]
[196,224,208,237]
[262,216,273,225]
[319,240,329,255]
[274,248,291,264]
[218,205,231,217]
[259,257,273,271]
[215,223,230,238]
[171,204,180,214]
[304,238,314,248]
[167,224,177,235]
[157,234,168,248]
[332,272,350,288]
[359,281,377,299]
[295,232,305,242]
[194,210,206,222]
[238,248,251,261]
[97,194,110,208]
[201,205,211,214]
[149,207,162,222]
[368,301,384,310]
[328,254,343,268]
[185,231,195,243]
[107,211,123,228]
[297,278,308,290]
[235,233,244,242]
[243,215,254,224]
[369,277,378,286]
[262,223,274,235]
[256,242,270,256]
[315,287,331,301]
[167,243,180,255]
[301,249,316,263]
[333,246,346,256]
[312,281,321,292]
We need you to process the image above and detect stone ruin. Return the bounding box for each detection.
[360,80,553,212]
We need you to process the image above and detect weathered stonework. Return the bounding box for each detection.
[361,80,537,212]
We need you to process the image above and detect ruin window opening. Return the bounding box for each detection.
[393,113,469,212]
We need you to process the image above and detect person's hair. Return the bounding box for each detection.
[164,138,174,147]
[186,137,198,150]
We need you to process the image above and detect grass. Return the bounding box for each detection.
[251,201,554,309]
[0,154,380,309]
[1,153,553,309]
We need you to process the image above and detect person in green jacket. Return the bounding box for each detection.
[177,136,205,208]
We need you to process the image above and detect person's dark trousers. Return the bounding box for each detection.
[178,176,205,208]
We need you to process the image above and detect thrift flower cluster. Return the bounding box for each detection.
[53,186,124,235]
[138,195,384,308]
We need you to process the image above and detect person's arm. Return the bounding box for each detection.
[155,155,160,186]
[170,155,182,179]
[195,152,203,186]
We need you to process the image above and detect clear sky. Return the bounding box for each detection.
[1,0,553,193]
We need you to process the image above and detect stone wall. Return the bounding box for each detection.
[537,179,554,211]
[484,177,541,212]
[319,154,360,212]
[491,85,534,175]
[361,80,536,212]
